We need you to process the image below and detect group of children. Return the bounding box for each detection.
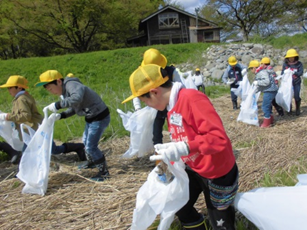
[223,49,304,127]
[0,47,303,229]
[0,71,110,182]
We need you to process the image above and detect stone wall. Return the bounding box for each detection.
[180,43,307,85]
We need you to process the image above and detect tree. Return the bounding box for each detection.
[200,0,298,42]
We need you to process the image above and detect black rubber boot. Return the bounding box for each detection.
[0,141,22,164]
[295,99,301,116]
[63,143,86,161]
[232,101,238,110]
[91,156,110,182]
[181,214,207,230]
[276,106,284,116]
[78,151,95,169]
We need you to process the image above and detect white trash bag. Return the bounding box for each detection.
[131,159,189,230]
[0,119,24,151]
[275,69,293,112]
[234,174,307,230]
[237,86,260,126]
[233,69,250,101]
[17,112,57,196]
[117,106,157,158]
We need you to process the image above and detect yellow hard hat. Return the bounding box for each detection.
[195,68,200,71]
[0,75,29,89]
[67,73,74,77]
[248,60,260,69]
[228,56,237,66]
[285,49,299,58]
[141,48,167,68]
[260,57,270,65]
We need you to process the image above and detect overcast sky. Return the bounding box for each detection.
[175,0,206,14]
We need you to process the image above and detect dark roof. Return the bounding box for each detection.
[140,5,218,27]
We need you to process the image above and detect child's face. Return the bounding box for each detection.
[45,80,62,96]
[288,57,295,62]
[7,87,21,97]
[139,88,167,111]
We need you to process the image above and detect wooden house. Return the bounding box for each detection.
[127,5,221,46]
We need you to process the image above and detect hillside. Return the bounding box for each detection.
[1,91,307,229]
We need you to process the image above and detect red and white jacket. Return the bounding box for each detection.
[167,84,235,179]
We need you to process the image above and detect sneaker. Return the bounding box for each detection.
[90,170,110,182]
[78,161,96,169]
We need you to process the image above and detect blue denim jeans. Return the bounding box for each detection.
[82,114,110,162]
[262,91,277,118]
[293,83,301,102]
[51,141,65,155]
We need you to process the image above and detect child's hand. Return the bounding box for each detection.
[150,141,189,162]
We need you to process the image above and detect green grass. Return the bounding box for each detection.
[0,43,212,142]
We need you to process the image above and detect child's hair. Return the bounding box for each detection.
[286,56,299,62]
[43,79,64,88]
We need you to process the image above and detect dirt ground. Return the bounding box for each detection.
[1,93,307,230]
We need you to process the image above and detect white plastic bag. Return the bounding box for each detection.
[17,112,57,196]
[117,106,157,158]
[183,71,198,90]
[234,174,307,230]
[233,70,250,100]
[20,123,36,146]
[131,159,189,230]
[237,86,260,126]
[275,69,293,112]
[0,120,24,151]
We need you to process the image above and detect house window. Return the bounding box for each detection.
[204,31,214,40]
[159,13,179,29]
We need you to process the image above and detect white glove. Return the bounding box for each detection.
[226,79,235,85]
[253,81,258,86]
[54,113,61,121]
[0,113,7,121]
[43,102,57,113]
[150,141,189,162]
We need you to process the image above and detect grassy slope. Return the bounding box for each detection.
[0,43,211,142]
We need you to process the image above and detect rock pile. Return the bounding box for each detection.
[180,43,307,86]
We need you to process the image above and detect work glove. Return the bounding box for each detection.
[0,113,7,121]
[226,79,235,85]
[43,102,57,113]
[150,141,189,162]
[53,113,61,121]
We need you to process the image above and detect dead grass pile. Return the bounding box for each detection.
[1,94,307,229]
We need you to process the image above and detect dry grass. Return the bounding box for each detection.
[1,94,307,229]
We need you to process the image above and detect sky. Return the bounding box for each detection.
[175,0,206,14]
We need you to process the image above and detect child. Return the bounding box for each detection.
[192,68,205,93]
[0,75,86,162]
[133,48,185,146]
[281,49,304,116]
[222,56,247,109]
[0,75,43,147]
[122,64,239,230]
[36,70,110,182]
[260,57,284,117]
[249,60,278,127]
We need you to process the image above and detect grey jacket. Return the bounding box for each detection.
[255,69,278,93]
[57,77,109,121]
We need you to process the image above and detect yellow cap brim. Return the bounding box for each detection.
[0,83,29,89]
[122,95,136,104]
